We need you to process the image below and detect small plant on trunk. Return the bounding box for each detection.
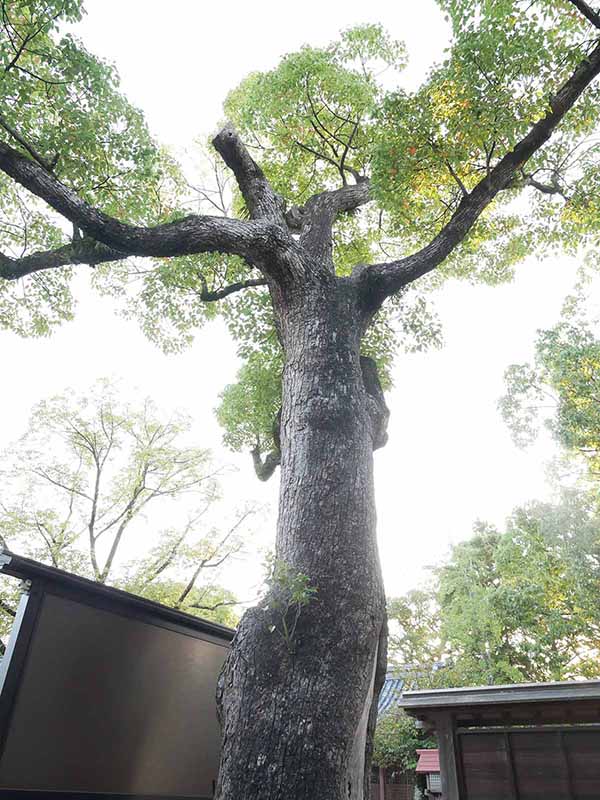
[264,555,317,654]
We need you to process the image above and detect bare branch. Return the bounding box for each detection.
[197,273,267,301]
[339,120,361,185]
[87,455,104,580]
[361,38,600,304]
[176,509,253,607]
[32,468,93,502]
[33,517,58,566]
[293,137,359,182]
[140,508,210,587]
[190,598,252,612]
[445,160,468,197]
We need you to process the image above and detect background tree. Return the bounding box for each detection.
[0,380,252,638]
[386,590,444,688]
[3,2,600,797]
[378,492,600,792]
[372,707,435,777]
[501,300,600,479]
[388,492,600,687]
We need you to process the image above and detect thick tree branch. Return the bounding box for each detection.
[360,38,600,304]
[251,409,282,481]
[298,179,371,267]
[0,237,127,280]
[251,447,281,481]
[566,0,600,29]
[212,124,286,224]
[0,139,285,263]
[503,168,571,200]
[0,238,267,303]
[524,173,569,200]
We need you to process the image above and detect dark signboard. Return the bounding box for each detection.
[0,553,234,800]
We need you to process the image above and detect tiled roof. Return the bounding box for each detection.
[378,676,404,715]
[415,749,440,774]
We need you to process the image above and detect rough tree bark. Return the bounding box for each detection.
[0,21,599,799]
[216,272,389,800]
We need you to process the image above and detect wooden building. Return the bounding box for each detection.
[370,766,415,800]
[401,680,600,800]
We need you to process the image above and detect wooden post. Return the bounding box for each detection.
[504,732,519,800]
[434,714,460,800]
[379,766,385,800]
[558,731,575,800]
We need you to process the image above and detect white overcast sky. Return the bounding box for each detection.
[0,0,580,598]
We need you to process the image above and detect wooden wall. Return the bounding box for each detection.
[370,768,415,800]
[459,728,600,800]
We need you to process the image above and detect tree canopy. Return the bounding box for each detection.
[501,294,600,479]
[2,2,600,463]
[384,288,600,687]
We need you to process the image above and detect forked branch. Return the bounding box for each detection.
[298,179,371,267]
[0,139,283,263]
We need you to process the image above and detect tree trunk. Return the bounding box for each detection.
[216,275,388,800]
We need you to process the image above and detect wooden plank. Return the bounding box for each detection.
[457,723,600,734]
[401,680,600,711]
[561,730,600,798]
[558,731,575,800]
[460,732,513,800]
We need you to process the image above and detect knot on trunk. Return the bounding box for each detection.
[284,205,306,231]
[360,356,389,450]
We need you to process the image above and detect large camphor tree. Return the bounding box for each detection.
[3,1,600,797]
